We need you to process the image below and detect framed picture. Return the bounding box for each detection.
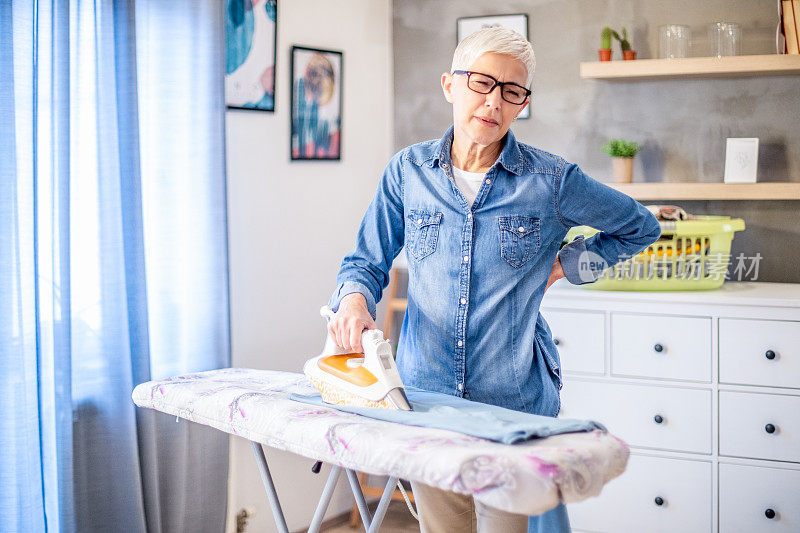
[225,0,277,112]
[290,46,343,161]
[456,14,531,119]
[724,138,759,183]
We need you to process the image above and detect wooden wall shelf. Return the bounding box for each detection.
[607,182,800,200]
[580,54,800,80]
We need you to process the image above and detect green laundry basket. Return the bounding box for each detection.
[564,215,745,291]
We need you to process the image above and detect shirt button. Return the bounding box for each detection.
[417,218,423,224]
[457,340,463,347]
[463,255,469,262]
[485,179,491,184]
[518,226,525,232]
[460,297,466,304]
[458,383,464,391]
[467,212,472,218]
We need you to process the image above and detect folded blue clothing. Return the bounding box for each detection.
[289,386,606,444]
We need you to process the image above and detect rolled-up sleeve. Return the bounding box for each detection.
[555,163,661,285]
[327,150,406,319]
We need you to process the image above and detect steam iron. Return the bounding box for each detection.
[303,305,413,411]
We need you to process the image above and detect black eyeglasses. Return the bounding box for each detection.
[451,70,531,105]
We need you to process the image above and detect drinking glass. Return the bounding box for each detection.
[709,22,741,57]
[659,25,691,59]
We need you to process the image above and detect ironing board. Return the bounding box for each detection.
[131,368,629,532]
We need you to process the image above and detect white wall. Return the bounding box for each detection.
[224,1,394,531]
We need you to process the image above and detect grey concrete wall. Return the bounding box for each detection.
[393,0,800,283]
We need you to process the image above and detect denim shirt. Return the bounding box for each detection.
[328,125,661,416]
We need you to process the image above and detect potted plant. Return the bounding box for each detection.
[611,27,637,60]
[602,138,640,183]
[599,26,613,61]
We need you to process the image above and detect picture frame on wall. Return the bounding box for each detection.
[456,14,531,119]
[290,46,343,161]
[225,0,278,112]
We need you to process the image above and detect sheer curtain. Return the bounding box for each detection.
[1,1,231,531]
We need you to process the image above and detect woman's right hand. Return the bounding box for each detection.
[328,293,377,353]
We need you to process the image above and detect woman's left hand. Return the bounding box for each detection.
[546,255,565,291]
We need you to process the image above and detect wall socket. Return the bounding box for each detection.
[235,507,256,533]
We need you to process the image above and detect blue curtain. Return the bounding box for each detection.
[1,1,231,531]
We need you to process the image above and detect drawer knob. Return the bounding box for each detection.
[654,414,664,424]
[765,350,776,360]
[765,423,776,434]
[765,508,776,520]
[654,496,665,506]
[653,343,664,353]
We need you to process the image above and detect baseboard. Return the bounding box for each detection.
[294,501,382,533]
[293,510,350,533]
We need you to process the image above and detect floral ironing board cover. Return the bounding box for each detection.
[131,368,628,516]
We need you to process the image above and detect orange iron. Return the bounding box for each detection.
[303,305,413,411]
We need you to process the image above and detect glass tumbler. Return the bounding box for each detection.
[709,22,741,57]
[659,24,691,59]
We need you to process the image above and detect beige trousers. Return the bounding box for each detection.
[409,481,528,533]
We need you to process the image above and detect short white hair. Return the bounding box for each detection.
[451,26,536,89]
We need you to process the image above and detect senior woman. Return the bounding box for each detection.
[326,26,661,533]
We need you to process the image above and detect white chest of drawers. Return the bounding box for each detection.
[541,280,800,533]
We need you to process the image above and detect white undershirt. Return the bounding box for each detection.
[451,165,487,206]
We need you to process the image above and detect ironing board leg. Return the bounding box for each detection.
[250,444,395,533]
[250,441,290,533]
[366,475,400,533]
[307,465,342,533]
[346,468,373,528]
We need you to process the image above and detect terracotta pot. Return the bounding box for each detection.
[612,157,634,183]
[598,49,612,61]
[623,50,637,60]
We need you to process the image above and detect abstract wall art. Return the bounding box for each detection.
[226,0,277,111]
[290,46,343,161]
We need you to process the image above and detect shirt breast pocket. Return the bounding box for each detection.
[498,215,541,268]
[406,209,443,261]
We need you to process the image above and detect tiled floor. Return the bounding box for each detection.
[322,501,419,532]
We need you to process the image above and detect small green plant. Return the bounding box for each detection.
[602,138,640,158]
[611,27,632,52]
[601,26,613,49]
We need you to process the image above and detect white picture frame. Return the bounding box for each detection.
[723,138,759,183]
